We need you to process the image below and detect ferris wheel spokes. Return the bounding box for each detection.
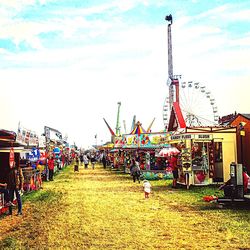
[163,80,219,128]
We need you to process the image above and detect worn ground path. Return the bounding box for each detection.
[0,164,250,249]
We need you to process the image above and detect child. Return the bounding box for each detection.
[143,179,151,199]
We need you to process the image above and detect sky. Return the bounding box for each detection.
[0,0,250,148]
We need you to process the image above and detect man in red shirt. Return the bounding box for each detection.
[169,155,178,188]
[48,156,55,181]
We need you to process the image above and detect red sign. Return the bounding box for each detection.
[9,147,15,168]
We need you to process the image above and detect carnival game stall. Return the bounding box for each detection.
[19,147,43,192]
[16,123,44,192]
[0,129,23,214]
[16,124,44,191]
[117,121,173,180]
[43,126,69,176]
[111,137,124,170]
[169,126,237,188]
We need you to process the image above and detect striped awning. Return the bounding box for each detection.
[130,121,146,135]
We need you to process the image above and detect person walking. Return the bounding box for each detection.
[143,179,151,199]
[102,151,107,169]
[130,159,141,183]
[7,162,24,216]
[74,156,79,172]
[169,155,178,188]
[83,154,89,169]
[90,153,96,169]
[80,154,84,166]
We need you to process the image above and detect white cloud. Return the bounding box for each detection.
[0,1,250,146]
[0,0,53,10]
[0,0,35,10]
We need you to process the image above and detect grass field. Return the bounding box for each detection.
[0,164,249,249]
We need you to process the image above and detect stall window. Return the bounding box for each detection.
[191,141,209,171]
[214,142,223,162]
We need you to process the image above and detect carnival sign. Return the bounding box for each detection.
[122,133,170,148]
[9,147,15,168]
[122,135,138,148]
[16,122,39,147]
[28,148,40,162]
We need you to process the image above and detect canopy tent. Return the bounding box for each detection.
[0,129,19,147]
[130,121,146,135]
[158,147,180,157]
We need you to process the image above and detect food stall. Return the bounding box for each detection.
[169,126,237,188]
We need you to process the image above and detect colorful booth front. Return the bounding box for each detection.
[169,126,237,188]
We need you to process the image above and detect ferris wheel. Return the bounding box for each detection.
[163,81,219,128]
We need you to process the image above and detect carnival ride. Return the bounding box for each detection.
[146,118,155,132]
[163,14,219,130]
[115,102,121,136]
[163,81,219,128]
[131,115,136,131]
[103,102,122,143]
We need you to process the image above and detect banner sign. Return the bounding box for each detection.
[121,133,170,149]
[139,133,169,148]
[114,136,125,148]
[171,134,213,141]
[28,148,41,162]
[16,123,39,147]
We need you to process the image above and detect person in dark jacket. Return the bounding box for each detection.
[7,162,24,216]
[130,159,141,183]
[101,152,107,169]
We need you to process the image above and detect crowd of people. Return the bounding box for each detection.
[72,150,108,172]
[1,148,250,217]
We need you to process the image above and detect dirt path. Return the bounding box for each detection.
[0,164,249,249]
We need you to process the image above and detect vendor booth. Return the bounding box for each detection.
[113,122,173,180]
[16,124,44,191]
[170,126,237,188]
[0,129,23,214]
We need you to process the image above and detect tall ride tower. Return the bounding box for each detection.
[165,14,180,113]
[115,102,121,136]
[165,14,185,131]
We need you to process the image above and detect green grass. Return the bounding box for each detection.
[0,163,249,249]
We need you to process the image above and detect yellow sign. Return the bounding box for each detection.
[240,131,245,136]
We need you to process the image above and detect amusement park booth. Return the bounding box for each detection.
[169,126,237,188]
[114,122,173,179]
[0,129,23,214]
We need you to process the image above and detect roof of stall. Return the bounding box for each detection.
[0,129,16,147]
[130,121,146,135]
[0,129,28,148]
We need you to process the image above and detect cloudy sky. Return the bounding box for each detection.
[0,0,250,148]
